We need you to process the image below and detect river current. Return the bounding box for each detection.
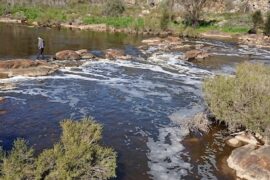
[1,23,270,180]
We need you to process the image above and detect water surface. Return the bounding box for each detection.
[1,23,270,180]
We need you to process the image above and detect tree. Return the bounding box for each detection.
[179,0,211,26]
[103,0,125,17]
[252,10,264,31]
[264,12,270,36]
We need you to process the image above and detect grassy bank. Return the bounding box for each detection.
[0,3,253,36]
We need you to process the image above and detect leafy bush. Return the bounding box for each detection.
[103,0,125,17]
[0,118,117,180]
[203,63,270,138]
[252,10,264,30]
[264,12,270,36]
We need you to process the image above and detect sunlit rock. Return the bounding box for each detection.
[55,50,81,60]
[228,145,270,180]
[0,59,57,78]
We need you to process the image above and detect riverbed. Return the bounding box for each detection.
[1,22,270,180]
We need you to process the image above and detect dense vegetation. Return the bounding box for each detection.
[0,0,270,36]
[0,118,117,179]
[203,63,270,140]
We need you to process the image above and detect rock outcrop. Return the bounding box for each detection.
[0,59,57,78]
[55,50,81,60]
[228,145,270,180]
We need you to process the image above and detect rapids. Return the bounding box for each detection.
[1,22,270,180]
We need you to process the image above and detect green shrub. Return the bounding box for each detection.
[0,139,35,179]
[203,63,270,138]
[103,0,125,17]
[264,12,270,36]
[0,118,117,180]
[252,10,264,30]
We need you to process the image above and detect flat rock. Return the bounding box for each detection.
[228,145,270,180]
[55,50,81,60]
[0,59,57,78]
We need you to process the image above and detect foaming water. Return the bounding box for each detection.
[1,35,270,180]
[0,52,208,179]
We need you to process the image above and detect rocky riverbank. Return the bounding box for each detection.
[1,17,270,49]
[0,36,211,80]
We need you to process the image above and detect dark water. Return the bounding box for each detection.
[1,23,270,180]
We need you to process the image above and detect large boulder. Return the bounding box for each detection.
[55,50,81,60]
[0,59,57,78]
[227,145,270,180]
[185,50,209,61]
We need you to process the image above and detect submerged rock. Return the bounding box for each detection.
[0,110,6,115]
[227,145,270,180]
[0,83,16,90]
[55,50,81,60]
[76,49,96,59]
[105,49,130,60]
[142,37,163,46]
[185,50,209,61]
[0,97,4,103]
[0,59,57,78]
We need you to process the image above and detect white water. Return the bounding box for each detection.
[1,40,270,180]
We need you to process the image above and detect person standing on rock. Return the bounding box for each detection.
[37,37,45,60]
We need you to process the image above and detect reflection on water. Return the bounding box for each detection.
[1,23,270,180]
[0,22,143,59]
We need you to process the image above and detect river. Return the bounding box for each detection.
[1,22,270,180]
